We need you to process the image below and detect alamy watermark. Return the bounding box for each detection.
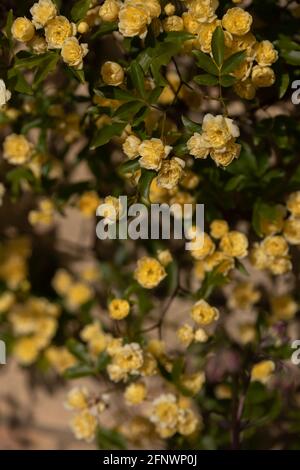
[0,340,6,365]
[291,340,300,365]
[291,80,300,105]
[95,196,204,251]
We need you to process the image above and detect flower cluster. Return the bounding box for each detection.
[187,114,241,167]
[250,192,300,275]
[66,387,106,442]
[12,0,88,69]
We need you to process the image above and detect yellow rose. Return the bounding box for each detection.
[191,299,219,325]
[251,360,275,384]
[260,205,286,236]
[210,219,229,239]
[70,410,97,442]
[61,37,88,69]
[139,138,172,171]
[101,61,124,86]
[269,256,292,275]
[220,230,248,258]
[250,243,269,270]
[107,342,144,382]
[222,7,253,36]
[128,0,161,19]
[124,382,147,405]
[202,114,240,150]
[287,191,300,218]
[271,295,298,321]
[109,298,130,320]
[228,282,260,310]
[191,232,216,260]
[65,387,89,411]
[157,158,185,189]
[13,337,41,365]
[30,0,57,29]
[180,372,205,395]
[45,16,74,49]
[182,12,201,34]
[52,269,73,296]
[204,251,234,275]
[163,16,184,32]
[3,134,33,165]
[99,0,121,22]
[118,5,149,38]
[151,394,178,429]
[11,17,35,42]
[177,323,194,347]
[210,140,241,167]
[45,346,77,374]
[29,35,48,54]
[0,292,15,314]
[251,65,275,88]
[157,249,173,267]
[187,133,210,159]
[234,79,256,100]
[215,384,232,400]
[77,21,89,34]
[186,0,219,23]
[77,191,100,217]
[283,217,300,245]
[262,235,289,257]
[195,20,220,54]
[228,32,256,58]
[194,328,209,343]
[122,135,142,159]
[65,282,93,310]
[232,59,253,81]
[134,256,166,289]
[28,199,55,226]
[255,40,278,66]
[165,3,176,16]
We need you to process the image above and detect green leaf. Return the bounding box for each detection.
[252,201,280,237]
[281,50,300,66]
[71,0,91,22]
[90,122,127,149]
[194,74,219,86]
[278,72,290,99]
[212,26,225,67]
[91,21,118,39]
[96,427,127,450]
[15,52,53,69]
[118,158,141,176]
[129,61,146,98]
[63,364,95,379]
[196,268,228,300]
[5,9,13,44]
[220,75,237,87]
[193,50,219,76]
[225,174,246,191]
[33,52,59,88]
[181,115,201,134]
[113,100,143,120]
[138,169,156,205]
[221,51,246,75]
[7,68,33,95]
[235,259,249,276]
[70,68,85,83]
[96,352,110,372]
[6,168,36,196]
[66,338,90,363]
